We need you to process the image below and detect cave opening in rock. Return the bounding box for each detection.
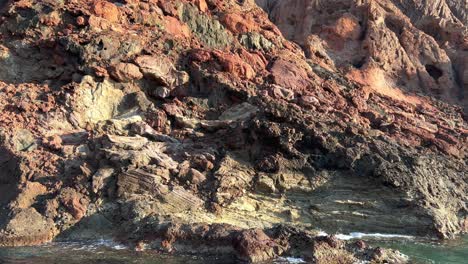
[425,64,443,80]
[352,57,366,69]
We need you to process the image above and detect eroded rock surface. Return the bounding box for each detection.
[0,0,466,262]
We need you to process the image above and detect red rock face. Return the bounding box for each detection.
[220,13,260,34]
[269,58,312,90]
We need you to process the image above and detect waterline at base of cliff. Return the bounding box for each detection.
[0,236,467,264]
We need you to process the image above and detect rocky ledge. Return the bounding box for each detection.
[0,0,466,263]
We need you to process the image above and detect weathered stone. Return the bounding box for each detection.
[13,129,36,152]
[163,16,191,38]
[42,135,63,151]
[105,135,149,150]
[258,0,467,110]
[214,154,256,206]
[270,58,312,90]
[213,51,256,80]
[117,169,203,211]
[220,13,260,34]
[151,87,171,98]
[233,229,280,262]
[92,167,115,194]
[240,32,274,51]
[256,173,276,193]
[14,182,48,209]
[0,208,56,246]
[110,63,143,82]
[58,188,90,221]
[70,76,125,127]
[219,102,259,122]
[135,55,189,87]
[117,168,169,197]
[188,168,207,184]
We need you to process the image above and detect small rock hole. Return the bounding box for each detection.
[97,40,104,51]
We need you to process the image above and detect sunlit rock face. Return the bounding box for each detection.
[256,0,467,112]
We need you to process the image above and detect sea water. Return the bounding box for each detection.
[0,236,466,264]
[375,235,468,264]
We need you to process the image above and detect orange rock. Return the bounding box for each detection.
[157,1,178,16]
[346,67,430,108]
[330,13,361,40]
[91,0,120,23]
[88,15,114,31]
[76,16,86,26]
[431,138,462,158]
[93,65,109,77]
[61,190,88,221]
[16,182,48,209]
[220,13,259,34]
[15,0,33,9]
[239,49,267,72]
[110,62,143,82]
[213,51,256,80]
[164,16,191,38]
[189,0,208,12]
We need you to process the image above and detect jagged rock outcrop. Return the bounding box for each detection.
[0,0,466,262]
[257,0,468,112]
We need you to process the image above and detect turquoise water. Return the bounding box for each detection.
[0,236,466,263]
[376,235,468,264]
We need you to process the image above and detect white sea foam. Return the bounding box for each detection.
[318,231,414,240]
[275,257,307,263]
[53,239,128,251]
[93,238,128,250]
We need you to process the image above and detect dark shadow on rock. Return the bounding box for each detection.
[0,146,21,185]
[55,212,119,242]
[0,147,21,230]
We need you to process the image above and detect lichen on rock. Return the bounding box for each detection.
[180,3,233,48]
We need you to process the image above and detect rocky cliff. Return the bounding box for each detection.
[257,0,468,112]
[0,0,466,262]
